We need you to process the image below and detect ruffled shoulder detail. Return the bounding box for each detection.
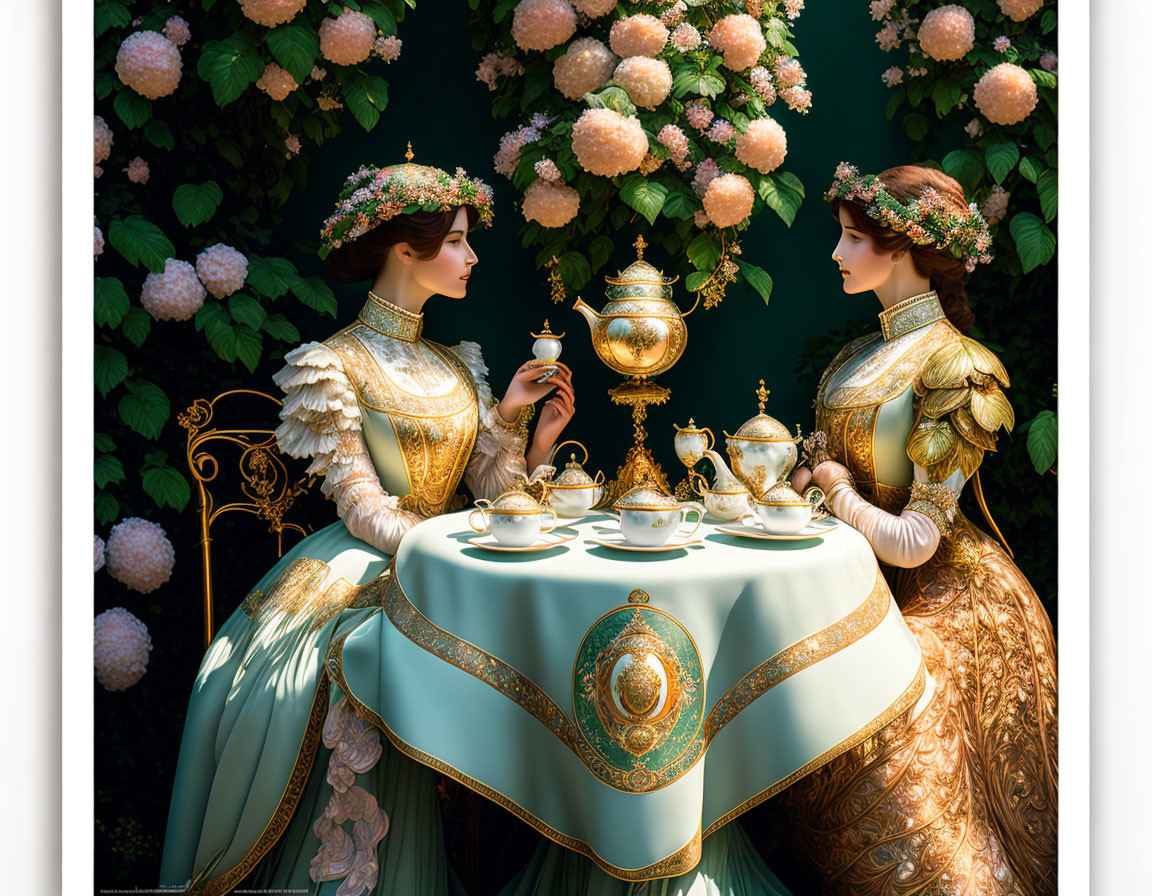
[449,340,499,412]
[273,341,362,473]
[907,336,1014,481]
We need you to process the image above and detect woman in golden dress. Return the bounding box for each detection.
[785,164,1057,896]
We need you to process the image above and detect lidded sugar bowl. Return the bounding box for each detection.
[721,380,800,496]
[468,485,558,547]
[541,440,604,519]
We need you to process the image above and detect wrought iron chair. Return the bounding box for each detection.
[178,390,315,649]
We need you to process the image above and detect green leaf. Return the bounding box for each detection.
[94,432,116,453]
[557,251,592,291]
[141,452,191,511]
[757,172,805,227]
[95,491,120,526]
[1036,169,1058,222]
[587,235,613,271]
[234,325,263,373]
[262,313,301,344]
[619,176,668,225]
[1041,10,1057,33]
[95,277,130,328]
[113,88,152,129]
[586,85,636,117]
[984,143,1020,184]
[228,293,267,330]
[118,380,170,440]
[172,181,224,228]
[1034,123,1056,151]
[246,255,300,298]
[672,68,725,99]
[686,232,720,272]
[215,138,244,168]
[735,260,773,303]
[198,34,264,106]
[941,149,985,196]
[1009,212,1056,273]
[144,118,175,151]
[521,64,553,110]
[493,0,518,21]
[108,216,175,272]
[95,71,118,100]
[361,0,398,33]
[344,75,389,131]
[95,2,131,36]
[292,276,338,316]
[121,307,151,347]
[1025,410,1057,474]
[94,453,125,489]
[685,271,711,292]
[902,113,932,142]
[661,189,698,221]
[94,346,128,397]
[266,21,319,86]
[885,87,905,121]
[1030,69,1057,90]
[1017,156,1043,183]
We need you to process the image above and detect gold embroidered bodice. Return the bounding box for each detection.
[324,293,480,518]
[815,292,1001,514]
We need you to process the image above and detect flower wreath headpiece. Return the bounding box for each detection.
[320,143,495,250]
[825,162,994,272]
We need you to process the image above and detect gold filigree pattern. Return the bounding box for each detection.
[877,290,947,341]
[359,292,423,342]
[907,481,960,536]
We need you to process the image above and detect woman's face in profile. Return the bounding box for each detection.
[409,206,479,299]
[832,206,895,295]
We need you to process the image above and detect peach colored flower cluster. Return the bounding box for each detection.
[476,52,523,90]
[570,108,648,176]
[319,9,377,65]
[660,1,688,28]
[706,118,737,144]
[997,0,1044,22]
[657,124,690,169]
[692,158,721,197]
[196,244,249,298]
[783,0,805,20]
[685,101,714,131]
[94,607,153,691]
[316,91,343,111]
[512,0,577,51]
[773,55,805,89]
[374,35,402,62]
[749,67,777,104]
[309,65,328,82]
[735,117,787,173]
[573,0,616,16]
[703,173,754,228]
[671,23,702,53]
[918,5,975,62]
[163,16,191,46]
[993,36,1011,53]
[780,85,812,113]
[638,153,664,175]
[94,115,113,165]
[610,14,668,57]
[127,156,150,184]
[973,62,1038,125]
[116,31,183,99]
[523,178,581,227]
[141,259,207,321]
[94,534,106,572]
[534,158,563,182]
[239,0,306,27]
[876,20,902,52]
[870,0,896,20]
[881,66,904,87]
[105,517,175,593]
[285,134,301,155]
[981,185,1010,225]
[552,37,617,100]
[708,14,765,72]
[613,56,672,108]
[94,224,105,259]
[746,0,764,16]
[256,62,299,101]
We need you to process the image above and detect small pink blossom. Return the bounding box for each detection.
[660,1,687,27]
[965,118,982,138]
[693,209,711,228]
[993,36,1011,53]
[534,158,562,182]
[692,158,721,197]
[127,156,150,183]
[163,16,191,46]
[309,65,327,81]
[783,0,804,19]
[870,0,896,20]
[671,23,701,52]
[881,66,903,87]
[706,118,737,144]
[685,101,714,131]
[773,55,805,88]
[374,35,402,62]
[780,85,812,113]
[1039,52,1057,72]
[657,123,690,168]
[749,66,776,104]
[285,134,301,155]
[876,21,901,52]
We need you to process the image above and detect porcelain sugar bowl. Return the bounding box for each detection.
[611,483,705,547]
[541,440,604,519]
[722,380,800,496]
[742,482,818,535]
[689,470,753,522]
[469,487,558,547]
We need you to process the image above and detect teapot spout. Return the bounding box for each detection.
[703,449,744,492]
[572,297,602,332]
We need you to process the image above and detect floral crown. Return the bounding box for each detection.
[320,145,495,250]
[826,162,993,272]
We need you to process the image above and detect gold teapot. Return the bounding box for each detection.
[573,237,695,378]
[715,380,801,496]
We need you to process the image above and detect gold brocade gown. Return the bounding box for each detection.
[785,293,1057,896]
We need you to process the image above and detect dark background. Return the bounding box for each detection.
[94,1,1056,891]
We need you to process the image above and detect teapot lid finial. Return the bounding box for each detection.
[633,234,647,260]
[756,379,770,415]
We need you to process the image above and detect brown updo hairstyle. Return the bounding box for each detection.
[323,205,481,284]
[832,165,976,333]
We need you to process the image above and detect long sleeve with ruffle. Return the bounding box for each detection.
[273,342,422,556]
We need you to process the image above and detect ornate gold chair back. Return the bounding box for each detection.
[178,389,315,650]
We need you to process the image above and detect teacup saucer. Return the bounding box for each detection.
[585,533,702,552]
[467,529,577,552]
[715,520,839,541]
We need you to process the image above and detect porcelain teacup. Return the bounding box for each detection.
[611,484,705,547]
[468,495,557,547]
[740,483,817,535]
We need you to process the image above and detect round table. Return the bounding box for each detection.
[329,511,925,881]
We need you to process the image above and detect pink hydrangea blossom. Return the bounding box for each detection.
[735,117,787,173]
[476,52,521,89]
[749,67,777,104]
[94,534,106,572]
[1039,52,1057,73]
[610,14,669,58]
[196,244,249,299]
[127,156,150,184]
[918,5,975,62]
[94,224,105,259]
[876,21,902,52]
[657,124,690,169]
[115,31,183,99]
[671,23,702,53]
[285,133,301,155]
[964,117,982,138]
[613,56,672,109]
[780,85,812,113]
[993,36,1011,52]
[105,518,175,593]
[706,118,737,144]
[881,66,904,87]
[95,165,104,179]
[685,101,714,131]
[997,0,1044,22]
[319,9,377,65]
[494,124,542,178]
[94,115,113,165]
[512,0,577,52]
[783,0,804,19]
[374,35,402,61]
[570,108,648,176]
[553,37,617,100]
[773,55,805,89]
[534,158,563,182]
[973,62,1038,125]
[572,0,616,16]
[163,16,191,46]
[703,173,754,228]
[309,65,328,81]
[256,62,299,101]
[94,607,153,691]
[870,0,896,20]
[239,0,306,27]
[140,258,206,321]
[709,14,766,72]
[660,1,688,28]
[692,158,721,197]
[981,185,1010,225]
[523,179,580,227]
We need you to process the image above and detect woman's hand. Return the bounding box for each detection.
[790,465,813,493]
[496,361,573,424]
[526,367,575,470]
[811,460,853,492]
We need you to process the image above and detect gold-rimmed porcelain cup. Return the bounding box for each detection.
[468,499,558,547]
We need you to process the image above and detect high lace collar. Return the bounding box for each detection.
[877,291,946,342]
[357,291,424,342]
